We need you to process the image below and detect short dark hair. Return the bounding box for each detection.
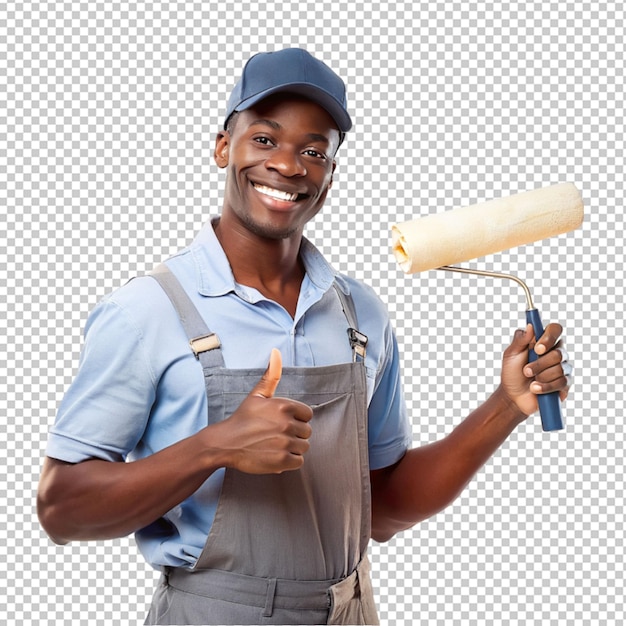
[225,111,240,135]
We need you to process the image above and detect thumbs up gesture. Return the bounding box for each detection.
[216,349,314,474]
[251,348,285,399]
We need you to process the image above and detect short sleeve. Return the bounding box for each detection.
[46,296,157,463]
[367,321,412,470]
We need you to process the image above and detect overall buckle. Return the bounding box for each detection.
[189,333,221,359]
[347,328,368,362]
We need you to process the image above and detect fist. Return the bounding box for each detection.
[501,323,572,418]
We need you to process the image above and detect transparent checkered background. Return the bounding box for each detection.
[1,1,624,624]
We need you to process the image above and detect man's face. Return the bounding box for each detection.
[215,95,340,241]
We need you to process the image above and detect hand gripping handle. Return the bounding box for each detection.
[526,308,564,431]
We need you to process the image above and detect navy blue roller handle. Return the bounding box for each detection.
[526,308,564,431]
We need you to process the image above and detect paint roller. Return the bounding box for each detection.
[392,182,584,431]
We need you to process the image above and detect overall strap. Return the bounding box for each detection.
[332,283,368,361]
[149,264,225,368]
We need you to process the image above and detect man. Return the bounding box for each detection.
[38,48,571,625]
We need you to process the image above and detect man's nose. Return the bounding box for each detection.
[265,148,307,177]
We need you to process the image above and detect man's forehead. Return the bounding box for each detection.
[237,96,341,141]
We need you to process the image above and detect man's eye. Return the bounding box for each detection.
[304,149,326,159]
[254,137,273,145]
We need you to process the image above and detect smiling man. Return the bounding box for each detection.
[38,49,571,625]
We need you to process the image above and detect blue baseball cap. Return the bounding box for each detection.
[224,48,352,135]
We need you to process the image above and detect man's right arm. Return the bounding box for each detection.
[38,349,312,544]
[38,428,229,545]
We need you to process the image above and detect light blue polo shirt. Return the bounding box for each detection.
[46,218,412,569]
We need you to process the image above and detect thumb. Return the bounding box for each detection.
[251,348,283,398]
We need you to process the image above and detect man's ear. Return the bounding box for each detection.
[214,131,230,169]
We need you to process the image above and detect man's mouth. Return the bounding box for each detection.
[253,183,304,203]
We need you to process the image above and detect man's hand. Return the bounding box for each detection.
[500,323,572,418]
[215,349,314,474]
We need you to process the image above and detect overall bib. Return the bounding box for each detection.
[145,265,379,625]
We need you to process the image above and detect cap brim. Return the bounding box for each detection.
[233,83,352,133]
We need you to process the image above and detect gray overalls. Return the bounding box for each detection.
[145,265,379,625]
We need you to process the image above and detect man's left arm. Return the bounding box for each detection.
[370,323,571,543]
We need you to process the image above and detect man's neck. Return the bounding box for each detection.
[213,216,305,318]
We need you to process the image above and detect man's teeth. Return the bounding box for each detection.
[254,184,299,202]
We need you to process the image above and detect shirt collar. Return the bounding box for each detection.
[190,217,348,297]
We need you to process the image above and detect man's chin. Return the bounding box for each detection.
[242,215,300,241]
